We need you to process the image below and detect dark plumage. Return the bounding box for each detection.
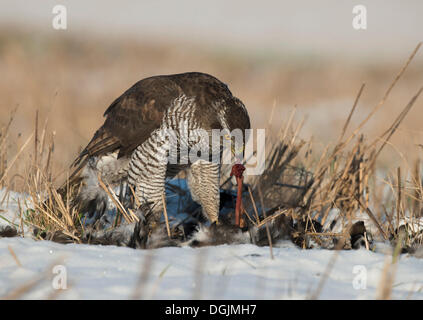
[72,72,249,168]
[65,72,251,226]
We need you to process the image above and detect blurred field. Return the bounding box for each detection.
[0,27,422,188]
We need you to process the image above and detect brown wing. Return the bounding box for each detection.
[67,76,183,184]
[67,72,249,185]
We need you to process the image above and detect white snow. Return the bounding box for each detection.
[1,188,423,300]
[1,237,423,299]
[0,189,29,232]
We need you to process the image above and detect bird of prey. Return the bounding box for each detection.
[66,72,250,228]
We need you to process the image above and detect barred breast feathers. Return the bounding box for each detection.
[64,72,250,225]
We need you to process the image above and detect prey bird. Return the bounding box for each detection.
[64,72,250,228]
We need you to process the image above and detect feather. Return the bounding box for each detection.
[61,72,251,230]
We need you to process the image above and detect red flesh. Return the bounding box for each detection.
[230,164,245,227]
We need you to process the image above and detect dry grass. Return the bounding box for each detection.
[1,27,422,184]
[0,33,421,244]
[1,28,423,299]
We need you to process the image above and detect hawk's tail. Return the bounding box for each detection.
[58,127,121,196]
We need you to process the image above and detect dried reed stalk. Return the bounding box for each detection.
[257,185,274,260]
[162,192,171,238]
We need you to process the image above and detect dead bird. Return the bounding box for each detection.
[350,221,374,250]
[0,225,18,238]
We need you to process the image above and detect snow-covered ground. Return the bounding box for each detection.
[1,189,423,300]
[2,237,423,299]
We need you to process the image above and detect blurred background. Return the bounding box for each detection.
[0,0,422,182]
